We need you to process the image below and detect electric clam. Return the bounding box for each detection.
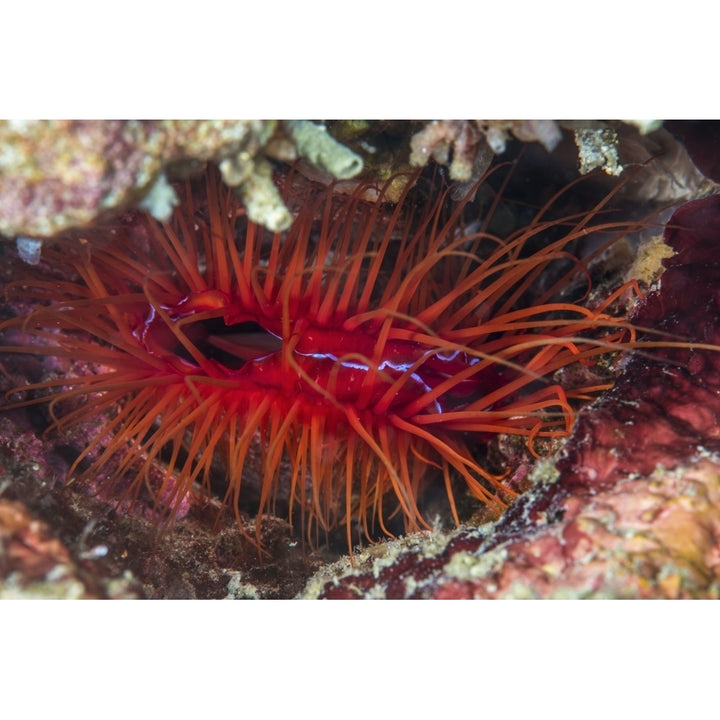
[0,163,667,553]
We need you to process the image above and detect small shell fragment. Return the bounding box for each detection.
[16,236,43,265]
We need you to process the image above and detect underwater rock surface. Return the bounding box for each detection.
[0,120,364,239]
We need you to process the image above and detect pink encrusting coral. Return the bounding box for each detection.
[300,194,720,598]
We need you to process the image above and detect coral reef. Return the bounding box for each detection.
[3,120,707,245]
[0,120,364,241]
[409,120,563,182]
[0,414,330,599]
[1,121,719,599]
[333,120,714,206]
